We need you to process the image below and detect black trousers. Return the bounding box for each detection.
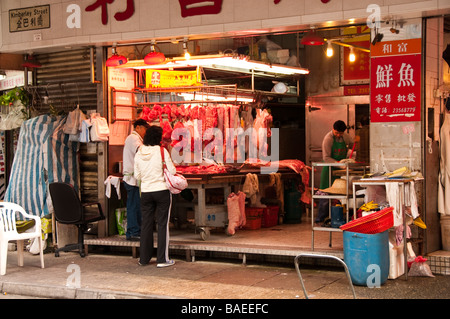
[139,190,172,264]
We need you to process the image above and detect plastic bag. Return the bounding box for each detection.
[64,107,87,135]
[115,207,127,235]
[27,234,48,254]
[90,113,110,142]
[0,100,26,130]
[408,256,434,277]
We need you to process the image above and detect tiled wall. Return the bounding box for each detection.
[427,252,450,275]
[1,0,450,53]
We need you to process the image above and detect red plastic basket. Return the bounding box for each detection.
[262,205,279,228]
[244,207,263,230]
[339,206,394,234]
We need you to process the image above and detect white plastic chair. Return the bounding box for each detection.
[0,202,45,275]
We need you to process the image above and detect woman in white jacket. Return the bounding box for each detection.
[134,125,177,268]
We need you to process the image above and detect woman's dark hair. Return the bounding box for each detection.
[333,120,347,132]
[143,125,163,146]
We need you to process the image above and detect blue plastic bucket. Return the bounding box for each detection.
[343,230,389,286]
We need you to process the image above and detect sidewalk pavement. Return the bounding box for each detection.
[1,249,449,302]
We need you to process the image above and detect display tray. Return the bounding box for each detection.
[179,167,297,178]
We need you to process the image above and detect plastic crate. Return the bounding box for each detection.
[262,205,279,228]
[244,207,263,230]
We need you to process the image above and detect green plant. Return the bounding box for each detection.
[0,87,30,107]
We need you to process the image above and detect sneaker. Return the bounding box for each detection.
[157,260,175,268]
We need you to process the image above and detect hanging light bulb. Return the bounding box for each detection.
[326,41,334,57]
[183,40,191,60]
[349,47,356,63]
[106,46,127,67]
[144,41,166,65]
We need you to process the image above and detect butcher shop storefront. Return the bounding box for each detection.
[1,1,450,269]
[102,52,315,263]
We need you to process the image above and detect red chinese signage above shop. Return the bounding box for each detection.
[341,26,371,85]
[85,0,291,24]
[86,0,135,25]
[370,38,422,122]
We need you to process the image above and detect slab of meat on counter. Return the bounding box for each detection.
[176,164,229,175]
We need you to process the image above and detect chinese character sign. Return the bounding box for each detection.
[370,39,421,122]
[146,70,201,88]
[371,54,421,122]
[86,0,135,25]
[9,5,50,32]
[342,41,370,84]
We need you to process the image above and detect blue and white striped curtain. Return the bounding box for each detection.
[4,114,79,217]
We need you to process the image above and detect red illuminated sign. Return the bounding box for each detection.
[370,50,421,122]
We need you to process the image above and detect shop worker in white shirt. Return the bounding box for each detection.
[123,119,150,241]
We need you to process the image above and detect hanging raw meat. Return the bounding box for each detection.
[205,106,218,129]
[185,105,192,120]
[162,104,172,122]
[217,106,224,136]
[161,120,173,141]
[178,104,186,119]
[171,121,186,149]
[199,106,207,136]
[170,104,178,120]
[253,109,273,157]
[149,105,162,122]
[203,106,218,146]
[190,105,199,120]
[227,192,246,235]
[192,119,202,154]
[140,106,151,121]
[223,105,230,160]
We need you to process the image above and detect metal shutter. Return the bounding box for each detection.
[35,48,99,203]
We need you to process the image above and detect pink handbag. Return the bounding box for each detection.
[160,147,188,194]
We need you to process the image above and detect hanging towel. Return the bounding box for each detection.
[80,119,92,143]
[104,175,121,200]
[243,173,259,206]
[405,181,419,219]
[438,112,450,216]
[269,172,284,213]
[385,182,402,227]
[395,224,412,246]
